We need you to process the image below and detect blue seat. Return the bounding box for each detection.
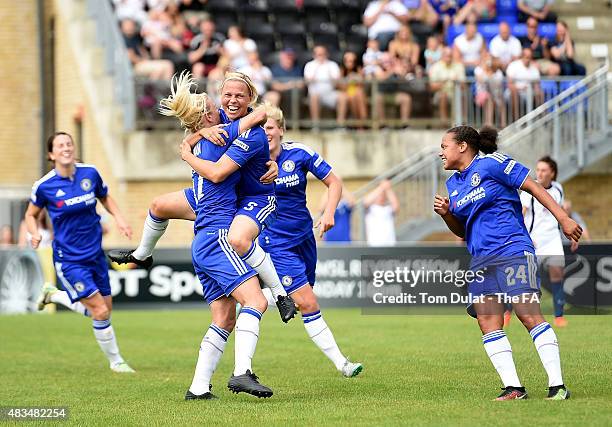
[540,80,559,102]
[497,14,518,24]
[559,80,587,112]
[446,25,464,45]
[539,23,557,40]
[511,23,527,37]
[479,23,500,43]
[497,0,518,15]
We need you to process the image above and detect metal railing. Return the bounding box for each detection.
[349,64,611,242]
[86,0,135,130]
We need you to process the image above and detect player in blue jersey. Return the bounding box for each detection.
[261,104,363,377]
[148,73,273,399]
[25,132,135,373]
[433,125,581,401]
[179,72,297,322]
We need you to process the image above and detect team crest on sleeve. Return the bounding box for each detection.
[471,173,481,187]
[282,160,295,173]
[282,275,293,286]
[80,178,92,191]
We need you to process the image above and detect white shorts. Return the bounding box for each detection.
[535,234,565,267]
[309,88,339,108]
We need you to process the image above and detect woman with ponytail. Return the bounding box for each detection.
[433,125,581,401]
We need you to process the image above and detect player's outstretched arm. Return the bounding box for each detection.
[433,194,465,238]
[180,141,239,183]
[521,176,582,242]
[184,107,267,148]
[99,195,133,239]
[315,172,343,237]
[24,203,43,249]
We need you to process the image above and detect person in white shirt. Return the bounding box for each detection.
[363,0,409,50]
[452,22,484,76]
[238,52,273,99]
[506,47,543,119]
[364,180,399,246]
[520,156,568,327]
[489,21,522,71]
[304,45,346,128]
[223,26,257,70]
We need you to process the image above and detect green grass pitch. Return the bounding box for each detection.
[1,308,611,426]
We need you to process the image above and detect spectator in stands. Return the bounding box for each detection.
[206,55,230,106]
[563,200,591,243]
[519,17,560,76]
[363,0,409,51]
[363,39,384,78]
[506,47,544,120]
[223,25,256,70]
[364,180,399,246]
[266,48,304,107]
[140,9,184,60]
[430,0,459,30]
[304,45,347,129]
[429,47,466,121]
[388,24,422,77]
[454,0,496,25]
[474,51,505,126]
[188,17,225,78]
[374,53,413,127]
[239,52,273,100]
[489,22,522,72]
[518,0,557,23]
[320,186,355,243]
[113,0,147,25]
[551,21,586,76]
[424,35,443,72]
[404,0,439,29]
[0,225,14,247]
[339,51,369,127]
[452,21,485,76]
[121,18,174,80]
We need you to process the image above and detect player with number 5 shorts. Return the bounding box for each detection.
[434,125,581,401]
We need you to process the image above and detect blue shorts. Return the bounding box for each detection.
[267,234,317,295]
[237,195,277,232]
[54,254,110,303]
[469,250,541,299]
[192,227,257,304]
[184,187,196,212]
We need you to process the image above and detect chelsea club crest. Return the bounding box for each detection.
[80,178,92,191]
[470,173,481,187]
[282,160,295,173]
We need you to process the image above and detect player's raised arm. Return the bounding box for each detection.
[521,177,581,242]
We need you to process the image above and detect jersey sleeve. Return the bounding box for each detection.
[306,150,332,180]
[224,127,262,167]
[485,154,530,190]
[30,182,47,208]
[93,169,109,198]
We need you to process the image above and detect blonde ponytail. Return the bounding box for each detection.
[159,71,210,133]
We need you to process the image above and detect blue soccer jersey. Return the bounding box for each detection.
[261,142,332,250]
[30,164,108,262]
[191,135,241,232]
[446,153,534,265]
[219,109,274,198]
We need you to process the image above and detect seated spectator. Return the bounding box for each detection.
[430,0,459,30]
[363,39,384,78]
[452,21,485,76]
[429,47,466,121]
[454,0,496,24]
[304,45,347,128]
[506,48,544,120]
[266,48,304,107]
[474,52,505,126]
[223,26,256,70]
[424,35,443,72]
[519,17,560,76]
[239,52,273,100]
[339,51,369,126]
[364,180,399,247]
[403,0,439,29]
[551,21,586,76]
[140,9,184,60]
[363,0,409,51]
[489,21,522,72]
[373,53,413,127]
[113,0,147,25]
[206,55,230,106]
[320,186,355,243]
[121,18,174,80]
[388,24,422,77]
[518,0,557,23]
[188,17,225,78]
